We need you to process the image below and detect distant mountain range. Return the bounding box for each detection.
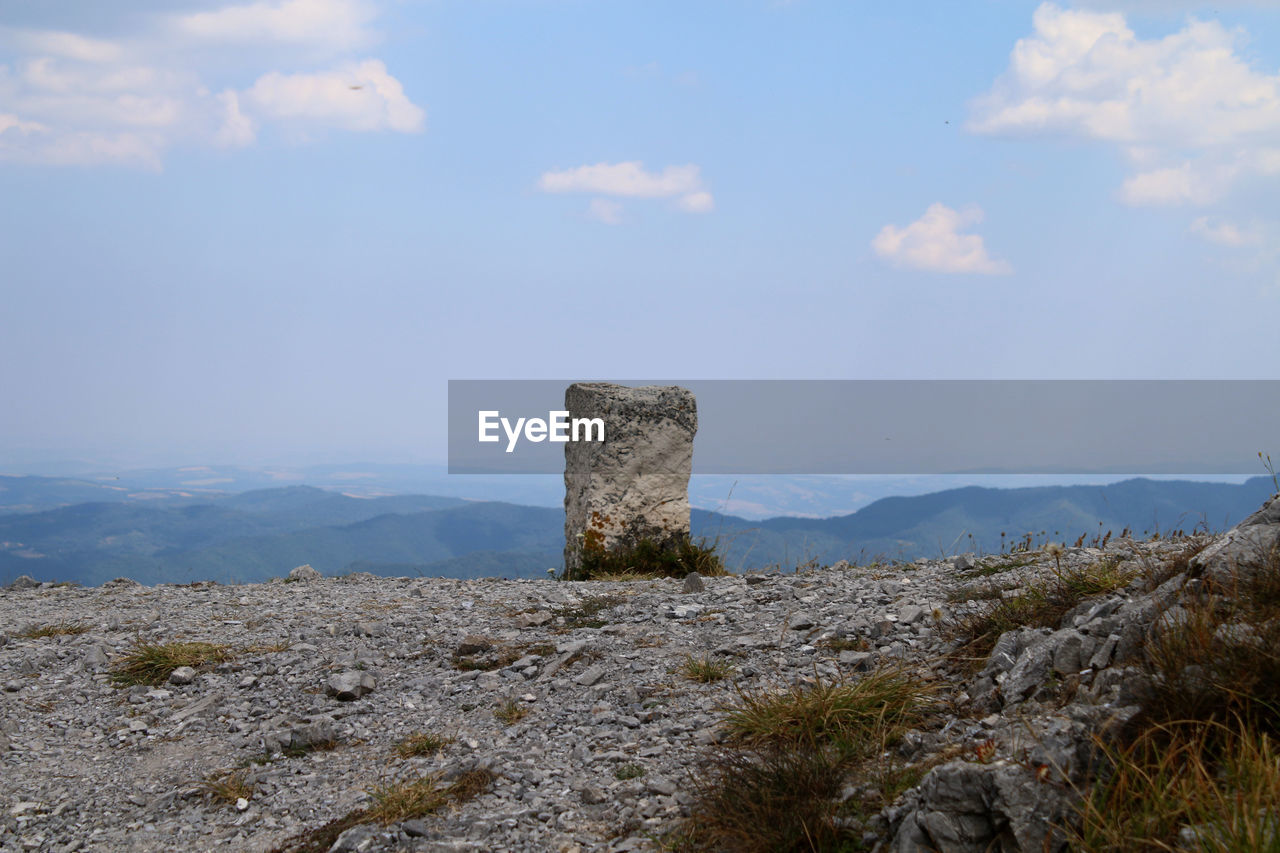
[0,475,1274,587]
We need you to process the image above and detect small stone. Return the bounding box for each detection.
[83,645,111,669]
[839,651,872,669]
[681,572,705,594]
[234,797,249,811]
[574,665,605,687]
[456,635,493,656]
[168,666,197,686]
[287,564,321,582]
[899,605,925,625]
[402,819,429,837]
[790,612,815,630]
[646,777,678,796]
[516,611,553,628]
[326,671,376,701]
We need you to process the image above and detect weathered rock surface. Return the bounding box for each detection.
[1191,492,1280,583]
[287,564,321,582]
[563,383,696,576]
[0,520,1261,852]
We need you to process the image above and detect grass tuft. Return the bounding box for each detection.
[722,668,934,754]
[269,768,494,853]
[109,641,233,686]
[494,699,529,725]
[615,762,646,780]
[395,732,452,758]
[18,620,90,638]
[198,768,254,807]
[680,654,735,683]
[672,668,935,852]
[1075,719,1280,852]
[568,535,726,582]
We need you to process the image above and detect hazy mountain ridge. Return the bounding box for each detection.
[1,476,1275,587]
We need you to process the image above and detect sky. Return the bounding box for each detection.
[2,0,1279,469]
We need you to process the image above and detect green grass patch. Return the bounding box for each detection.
[567,534,725,582]
[722,668,935,754]
[615,763,646,780]
[679,654,735,683]
[672,667,935,852]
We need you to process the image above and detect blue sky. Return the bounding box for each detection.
[2,0,1279,468]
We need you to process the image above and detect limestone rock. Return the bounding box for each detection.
[168,666,197,685]
[1192,493,1280,583]
[288,564,322,582]
[563,383,696,577]
[326,671,376,701]
[6,575,39,590]
[681,572,705,594]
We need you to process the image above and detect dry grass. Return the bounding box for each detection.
[269,768,494,853]
[948,558,1136,669]
[494,699,529,725]
[17,620,90,638]
[671,668,935,852]
[722,668,935,754]
[1138,545,1280,736]
[1076,719,1280,852]
[395,732,452,758]
[198,768,254,807]
[1073,541,1280,850]
[679,654,735,683]
[109,641,233,686]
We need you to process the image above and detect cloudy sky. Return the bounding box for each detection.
[2,0,1278,467]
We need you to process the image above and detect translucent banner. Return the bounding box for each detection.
[447,380,1280,475]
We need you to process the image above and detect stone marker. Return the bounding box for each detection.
[563,382,697,577]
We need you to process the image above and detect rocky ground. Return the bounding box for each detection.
[0,516,1269,852]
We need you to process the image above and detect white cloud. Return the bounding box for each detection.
[1119,162,1232,206]
[872,203,1012,275]
[0,113,47,136]
[677,190,715,213]
[11,30,124,64]
[174,0,377,51]
[1189,216,1262,247]
[971,2,1280,206]
[538,161,714,215]
[245,60,424,133]
[0,2,423,168]
[214,90,255,147]
[587,198,623,225]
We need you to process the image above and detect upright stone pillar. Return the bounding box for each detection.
[563,383,697,578]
